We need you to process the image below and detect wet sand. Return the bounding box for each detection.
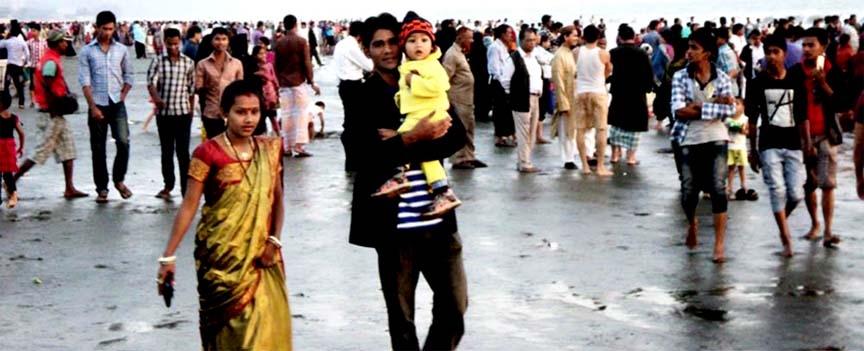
[1,55,863,350]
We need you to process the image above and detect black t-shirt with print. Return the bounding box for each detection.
[745,70,808,151]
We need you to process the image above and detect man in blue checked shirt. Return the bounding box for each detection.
[79,11,135,204]
[669,28,738,264]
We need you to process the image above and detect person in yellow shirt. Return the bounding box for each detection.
[373,11,461,218]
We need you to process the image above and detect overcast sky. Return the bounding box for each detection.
[3,0,857,24]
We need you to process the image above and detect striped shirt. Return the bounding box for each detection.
[78,40,135,106]
[397,169,443,231]
[147,54,195,116]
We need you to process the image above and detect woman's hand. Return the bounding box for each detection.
[258,242,280,268]
[157,263,176,296]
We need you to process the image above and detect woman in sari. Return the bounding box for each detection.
[157,80,291,350]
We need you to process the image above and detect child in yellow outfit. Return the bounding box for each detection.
[372,11,461,217]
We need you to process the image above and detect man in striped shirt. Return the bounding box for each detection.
[147,28,195,200]
[79,11,135,203]
[26,23,47,109]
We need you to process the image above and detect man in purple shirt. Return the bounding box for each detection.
[251,21,266,46]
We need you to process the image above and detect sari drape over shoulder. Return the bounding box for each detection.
[188,136,291,351]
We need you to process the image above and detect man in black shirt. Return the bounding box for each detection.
[344,13,468,351]
[746,35,809,257]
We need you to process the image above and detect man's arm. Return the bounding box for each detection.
[671,72,701,120]
[187,63,196,113]
[601,49,612,78]
[745,76,761,152]
[699,74,737,120]
[499,55,515,94]
[121,48,134,100]
[487,44,500,79]
[78,47,98,109]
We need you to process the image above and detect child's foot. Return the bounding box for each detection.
[7,192,18,209]
[422,189,462,218]
[372,173,411,198]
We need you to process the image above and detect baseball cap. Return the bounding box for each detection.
[46,30,73,43]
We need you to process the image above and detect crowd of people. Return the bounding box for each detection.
[2,9,864,351]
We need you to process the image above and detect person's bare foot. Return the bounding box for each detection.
[596,168,614,177]
[802,224,821,241]
[781,245,794,257]
[685,221,698,249]
[712,241,726,264]
[823,233,841,249]
[63,189,89,199]
[581,168,593,175]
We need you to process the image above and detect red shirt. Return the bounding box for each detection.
[33,48,69,110]
[801,59,832,137]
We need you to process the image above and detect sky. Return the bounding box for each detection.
[3,0,859,24]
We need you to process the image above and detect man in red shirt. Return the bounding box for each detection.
[13,30,88,200]
[789,27,844,248]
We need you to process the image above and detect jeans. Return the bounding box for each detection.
[88,101,130,193]
[680,141,729,218]
[156,114,192,194]
[760,148,806,213]
[376,230,468,351]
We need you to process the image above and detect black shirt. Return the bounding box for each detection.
[0,114,18,139]
[745,70,808,151]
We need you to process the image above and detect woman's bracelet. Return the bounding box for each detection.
[267,236,283,249]
[158,256,176,265]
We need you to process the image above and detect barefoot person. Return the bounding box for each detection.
[344,13,467,350]
[792,27,844,248]
[574,25,614,176]
[157,80,291,350]
[13,30,88,201]
[746,35,809,257]
[670,28,737,263]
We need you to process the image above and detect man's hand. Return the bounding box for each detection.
[311,84,321,96]
[713,96,735,105]
[120,91,129,102]
[402,111,452,144]
[90,105,105,121]
[748,151,761,173]
[804,142,817,158]
[153,97,166,110]
[378,129,398,140]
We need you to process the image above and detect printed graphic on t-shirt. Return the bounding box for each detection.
[765,88,794,128]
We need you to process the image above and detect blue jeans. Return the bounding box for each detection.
[88,101,130,193]
[760,148,806,213]
[680,141,729,219]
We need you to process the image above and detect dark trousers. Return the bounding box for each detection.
[539,78,551,122]
[156,114,192,194]
[473,75,491,122]
[135,41,146,59]
[1,172,15,193]
[376,230,468,351]
[339,79,364,172]
[6,64,25,107]
[88,101,130,193]
[201,116,226,140]
[680,141,729,218]
[490,79,515,137]
[310,46,323,66]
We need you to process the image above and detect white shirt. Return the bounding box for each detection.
[0,36,30,67]
[332,36,373,81]
[487,38,509,81]
[501,47,542,95]
[730,35,747,56]
[575,46,607,94]
[749,43,765,79]
[535,46,553,79]
[843,24,860,52]
[299,27,309,43]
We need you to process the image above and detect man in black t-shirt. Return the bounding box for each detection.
[746,34,810,257]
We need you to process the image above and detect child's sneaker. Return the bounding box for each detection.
[7,191,18,209]
[422,189,462,218]
[372,172,411,198]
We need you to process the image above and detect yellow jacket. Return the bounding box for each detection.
[395,49,451,117]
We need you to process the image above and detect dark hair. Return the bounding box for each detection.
[493,24,510,39]
[762,34,787,52]
[689,28,718,60]
[802,27,829,46]
[839,33,851,46]
[220,80,263,115]
[360,13,400,49]
[259,36,270,46]
[0,91,11,111]
[257,21,264,28]
[714,27,730,40]
[618,25,636,41]
[211,27,230,38]
[164,28,181,40]
[542,15,551,24]
[315,101,325,108]
[95,11,117,27]
[283,15,297,30]
[583,25,600,43]
[252,45,266,58]
[648,20,660,31]
[732,23,744,34]
[519,27,536,41]
[747,29,761,39]
[560,25,576,38]
[30,22,41,31]
[348,21,364,37]
[660,28,676,44]
[187,25,202,38]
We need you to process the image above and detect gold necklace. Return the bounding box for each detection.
[223,133,257,184]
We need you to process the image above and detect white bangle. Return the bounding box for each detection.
[158,256,176,265]
[267,236,283,249]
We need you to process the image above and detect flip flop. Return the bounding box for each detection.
[115,184,133,199]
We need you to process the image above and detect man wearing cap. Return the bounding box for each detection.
[13,30,88,200]
[79,11,135,203]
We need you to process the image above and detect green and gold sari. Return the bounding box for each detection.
[189,136,291,350]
